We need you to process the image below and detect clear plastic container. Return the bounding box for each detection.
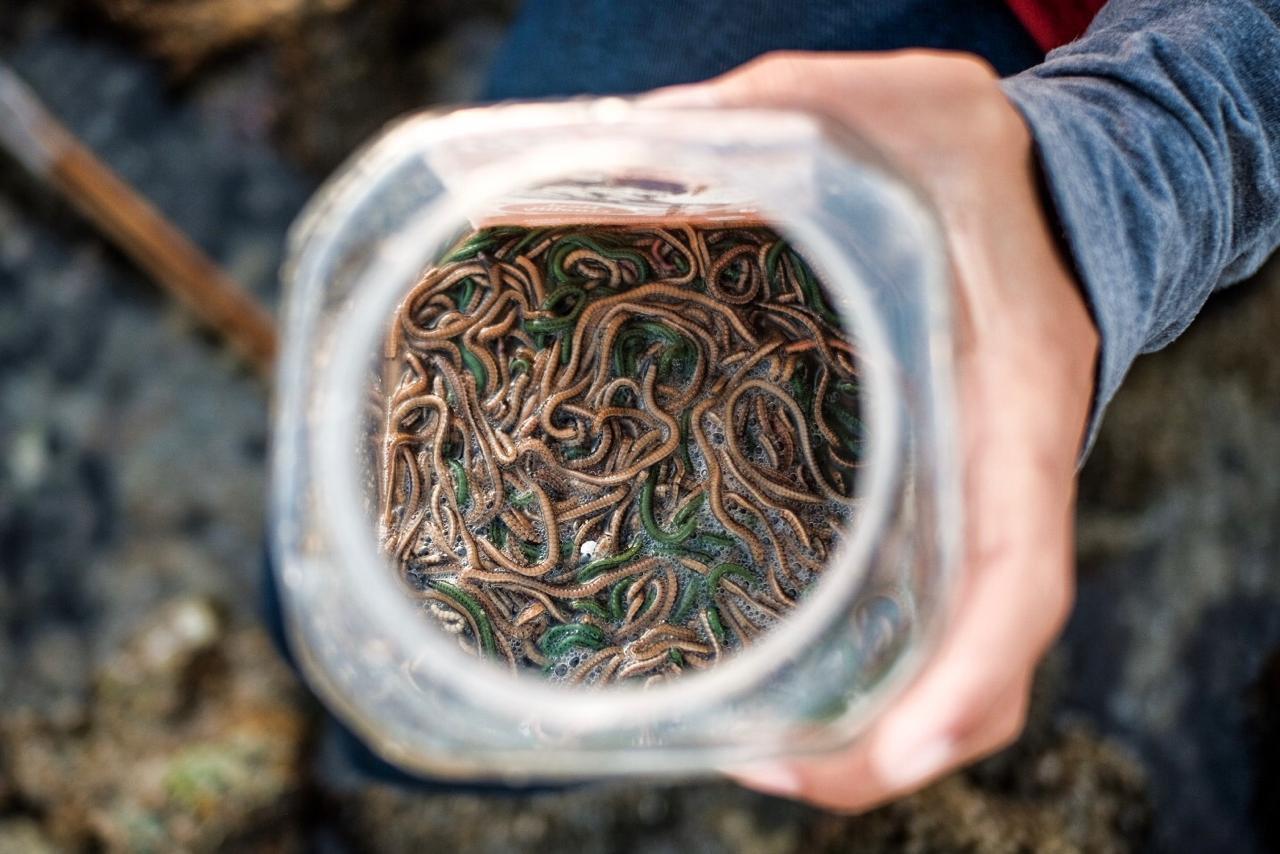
[271,98,960,780]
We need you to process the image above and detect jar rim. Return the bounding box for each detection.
[288,100,934,747]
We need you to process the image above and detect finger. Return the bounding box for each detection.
[639,50,998,117]
[726,426,1076,810]
[729,675,1033,813]
[639,53,865,113]
[856,429,1075,789]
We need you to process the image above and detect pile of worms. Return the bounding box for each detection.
[375,223,864,686]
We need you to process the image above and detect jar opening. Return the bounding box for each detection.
[309,108,906,735]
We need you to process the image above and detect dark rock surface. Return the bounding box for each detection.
[1069,259,1280,853]
[1,2,1276,851]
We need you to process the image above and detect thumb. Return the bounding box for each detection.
[637,52,876,111]
[635,82,725,108]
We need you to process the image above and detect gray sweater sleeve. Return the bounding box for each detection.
[1001,0,1280,450]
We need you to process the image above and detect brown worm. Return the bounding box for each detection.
[377,225,864,685]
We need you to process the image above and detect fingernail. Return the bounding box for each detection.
[870,735,954,790]
[636,85,720,108]
[723,762,804,798]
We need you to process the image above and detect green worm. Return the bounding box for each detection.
[539,623,607,656]
[834,380,859,396]
[672,575,703,624]
[489,517,507,549]
[764,238,787,283]
[509,226,551,256]
[705,606,727,643]
[577,540,642,583]
[541,284,587,318]
[672,493,706,526]
[609,577,634,622]
[671,245,691,274]
[446,458,470,507]
[638,586,657,617]
[707,562,754,593]
[611,321,685,377]
[824,400,866,449]
[611,331,639,378]
[456,276,476,312]
[640,467,698,545]
[444,225,525,262]
[432,581,496,656]
[525,315,575,334]
[571,599,608,619]
[677,409,694,471]
[610,326,648,377]
[459,343,488,394]
[694,531,737,549]
[549,236,650,283]
[658,343,689,382]
[440,232,494,264]
[654,543,716,563]
[637,321,683,346]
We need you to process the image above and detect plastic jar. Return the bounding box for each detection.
[271,98,959,780]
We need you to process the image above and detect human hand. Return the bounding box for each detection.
[646,51,1100,811]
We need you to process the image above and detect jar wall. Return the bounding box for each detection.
[271,100,958,779]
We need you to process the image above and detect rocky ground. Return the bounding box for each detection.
[1,2,1277,851]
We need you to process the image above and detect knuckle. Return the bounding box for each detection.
[988,692,1031,752]
[750,49,816,69]
[889,48,1000,87]
[945,51,1001,85]
[951,689,1032,761]
[940,678,1034,750]
[941,697,1000,746]
[920,52,1018,143]
[734,50,820,91]
[1044,568,1076,629]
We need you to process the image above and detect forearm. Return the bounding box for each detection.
[1001,0,1280,447]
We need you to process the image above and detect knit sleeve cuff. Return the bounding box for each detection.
[1001,75,1153,457]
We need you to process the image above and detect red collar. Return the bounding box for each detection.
[1006,0,1107,52]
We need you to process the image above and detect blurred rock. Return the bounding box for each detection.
[271,0,512,171]
[323,723,1144,854]
[319,661,1147,854]
[1248,644,1280,851]
[0,818,59,854]
[92,0,357,74]
[2,597,310,853]
[75,0,515,172]
[1068,256,1280,852]
[95,597,223,721]
[0,20,307,724]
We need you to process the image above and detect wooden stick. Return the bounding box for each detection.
[1,62,278,374]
